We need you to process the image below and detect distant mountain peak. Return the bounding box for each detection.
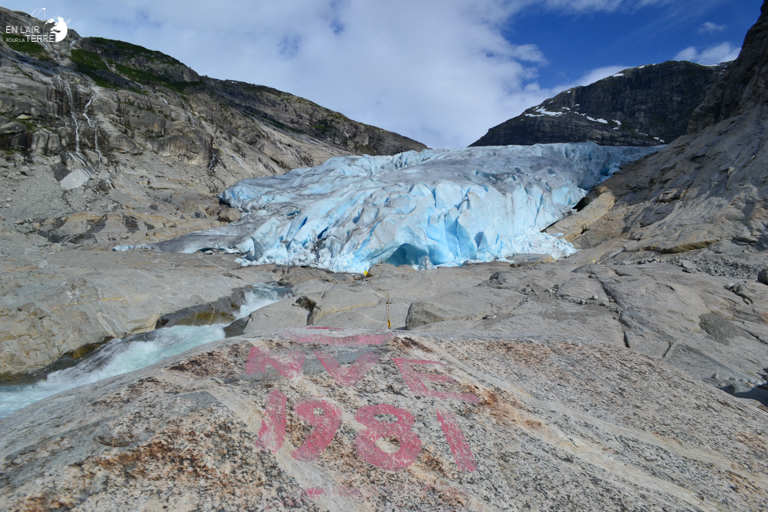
[471,61,727,148]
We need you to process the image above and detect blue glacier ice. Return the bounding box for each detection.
[115,143,660,273]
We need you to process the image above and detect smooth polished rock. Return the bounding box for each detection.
[1,329,767,511]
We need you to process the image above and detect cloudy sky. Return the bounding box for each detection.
[6,0,763,148]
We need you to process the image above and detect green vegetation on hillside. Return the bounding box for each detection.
[70,46,202,94]
[2,33,48,59]
[85,37,183,66]
[69,48,118,88]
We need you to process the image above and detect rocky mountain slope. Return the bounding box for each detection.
[688,2,768,132]
[547,1,768,256]
[472,61,726,147]
[0,7,424,241]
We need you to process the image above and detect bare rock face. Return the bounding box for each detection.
[1,328,767,511]
[0,241,277,378]
[688,0,768,133]
[405,288,526,329]
[232,256,768,392]
[217,208,241,223]
[471,61,725,148]
[546,2,768,255]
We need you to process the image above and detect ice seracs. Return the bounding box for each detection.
[115,143,660,273]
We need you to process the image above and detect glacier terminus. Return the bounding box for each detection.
[115,143,660,273]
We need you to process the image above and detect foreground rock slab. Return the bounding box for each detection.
[1,328,767,511]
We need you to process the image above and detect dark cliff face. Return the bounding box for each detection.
[549,1,768,255]
[471,61,726,148]
[688,0,768,133]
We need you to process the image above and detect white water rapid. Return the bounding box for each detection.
[0,285,280,419]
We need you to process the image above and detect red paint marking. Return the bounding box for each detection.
[256,389,287,453]
[291,332,392,346]
[436,410,477,472]
[314,350,380,386]
[354,404,422,471]
[291,398,343,461]
[246,346,305,378]
[393,358,479,403]
[306,327,343,330]
[304,487,361,499]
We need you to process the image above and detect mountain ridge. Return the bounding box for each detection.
[546,1,768,256]
[471,61,727,148]
[0,7,425,203]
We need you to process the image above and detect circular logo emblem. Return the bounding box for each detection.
[45,17,68,43]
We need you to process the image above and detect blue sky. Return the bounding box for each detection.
[2,1,763,148]
[512,0,759,86]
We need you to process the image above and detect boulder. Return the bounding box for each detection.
[217,208,242,223]
[406,288,525,329]
[244,299,310,333]
[555,275,610,302]
[58,168,90,190]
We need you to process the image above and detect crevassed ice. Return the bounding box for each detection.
[115,143,660,273]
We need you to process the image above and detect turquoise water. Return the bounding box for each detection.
[0,286,280,419]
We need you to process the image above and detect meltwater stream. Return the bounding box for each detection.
[0,285,281,420]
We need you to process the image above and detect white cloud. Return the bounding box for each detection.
[2,0,703,148]
[543,0,624,12]
[573,66,628,86]
[543,0,675,13]
[699,21,726,33]
[11,0,560,148]
[674,46,700,61]
[674,42,741,65]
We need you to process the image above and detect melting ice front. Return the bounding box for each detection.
[115,143,659,273]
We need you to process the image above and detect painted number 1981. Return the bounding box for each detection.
[246,340,478,472]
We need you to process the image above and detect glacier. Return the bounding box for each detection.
[115,143,660,273]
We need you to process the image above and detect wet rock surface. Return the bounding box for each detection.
[1,329,767,511]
